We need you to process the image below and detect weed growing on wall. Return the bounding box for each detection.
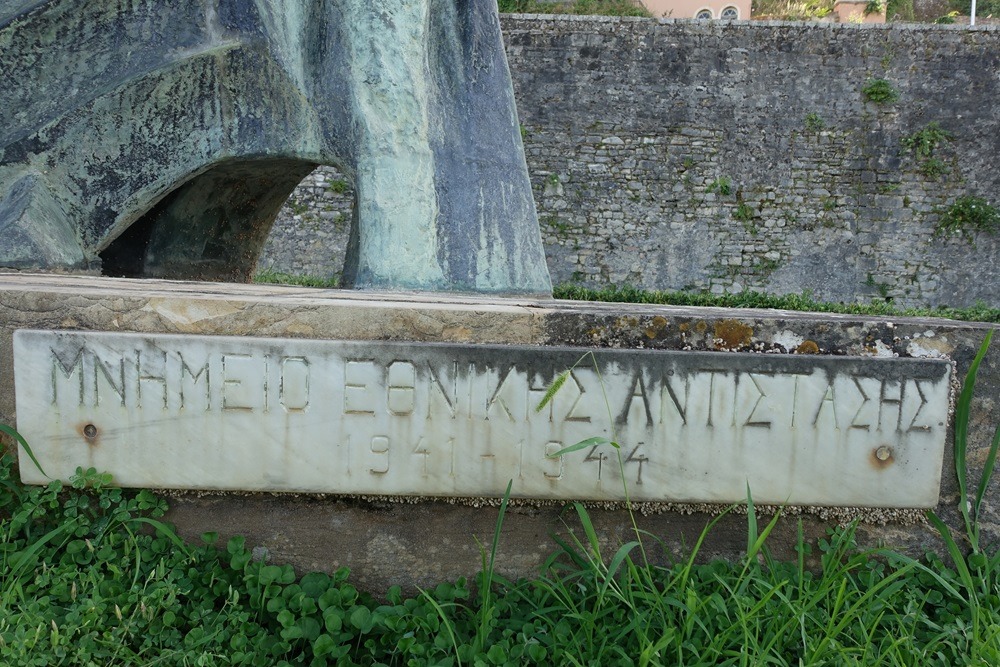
[902,122,954,181]
[902,122,953,159]
[920,158,950,180]
[935,196,1000,241]
[804,112,825,131]
[326,180,350,195]
[706,176,733,196]
[861,78,899,105]
[733,202,755,222]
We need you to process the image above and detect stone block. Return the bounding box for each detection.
[1,274,996,592]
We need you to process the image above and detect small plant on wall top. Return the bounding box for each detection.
[935,196,1000,241]
[862,79,899,105]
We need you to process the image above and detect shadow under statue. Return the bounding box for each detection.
[0,0,552,295]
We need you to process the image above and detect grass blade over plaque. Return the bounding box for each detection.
[0,423,47,478]
[546,435,618,458]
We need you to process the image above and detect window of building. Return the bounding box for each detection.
[695,8,713,18]
[720,6,740,18]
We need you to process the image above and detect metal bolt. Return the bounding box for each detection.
[875,446,892,461]
[83,424,97,439]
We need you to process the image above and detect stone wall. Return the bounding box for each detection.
[259,17,1000,308]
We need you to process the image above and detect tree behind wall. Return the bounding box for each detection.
[751,0,833,18]
[949,0,1000,16]
[886,0,916,19]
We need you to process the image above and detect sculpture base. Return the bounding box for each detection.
[0,274,991,591]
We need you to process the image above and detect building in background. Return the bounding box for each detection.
[643,0,751,18]
[831,0,888,21]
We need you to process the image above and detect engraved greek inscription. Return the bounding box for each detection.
[788,372,812,428]
[879,380,904,433]
[660,371,689,426]
[731,373,741,427]
[412,436,430,475]
[465,362,475,418]
[427,360,457,418]
[369,435,389,474]
[743,373,772,428]
[344,360,375,415]
[279,356,309,413]
[706,370,726,427]
[95,355,125,407]
[564,371,592,423]
[625,444,649,485]
[543,441,564,480]
[906,380,931,432]
[788,372,813,427]
[584,445,608,481]
[812,384,839,430]
[850,376,875,430]
[619,372,653,427]
[221,354,255,412]
[791,373,800,427]
[262,354,270,413]
[485,366,516,422]
[135,349,168,410]
[517,440,525,479]
[387,361,415,416]
[50,347,84,406]
[179,355,210,411]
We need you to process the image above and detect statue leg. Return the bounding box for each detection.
[340,0,446,290]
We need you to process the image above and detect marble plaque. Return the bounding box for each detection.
[13,329,951,507]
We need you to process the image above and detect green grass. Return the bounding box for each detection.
[254,270,340,289]
[3,452,1000,664]
[554,283,1000,323]
[254,269,1000,324]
